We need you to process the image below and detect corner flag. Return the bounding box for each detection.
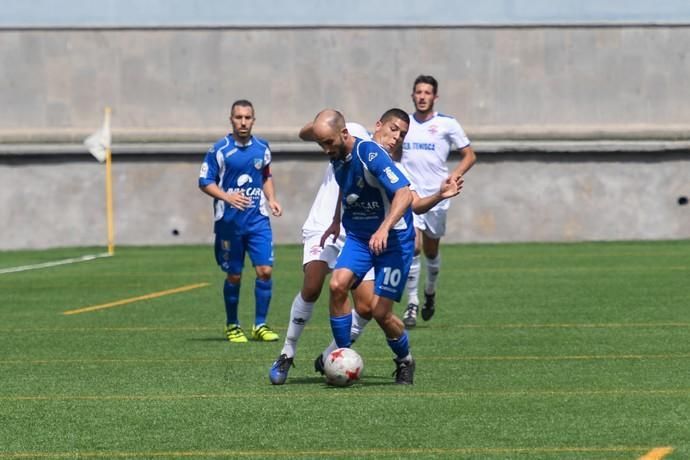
[84,107,112,162]
[84,107,115,255]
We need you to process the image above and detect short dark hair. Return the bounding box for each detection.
[230,99,254,116]
[413,75,438,95]
[379,108,410,125]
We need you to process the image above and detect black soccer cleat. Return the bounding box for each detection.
[421,291,436,321]
[314,353,325,375]
[392,356,415,385]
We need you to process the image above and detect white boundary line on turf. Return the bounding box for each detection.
[0,253,112,275]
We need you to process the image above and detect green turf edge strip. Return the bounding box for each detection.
[2,389,690,401]
[0,445,661,458]
[3,322,690,333]
[3,353,690,365]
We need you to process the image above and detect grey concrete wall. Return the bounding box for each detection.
[2,27,690,143]
[2,153,688,250]
[1,25,689,249]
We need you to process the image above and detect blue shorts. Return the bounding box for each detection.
[335,234,414,302]
[214,221,274,274]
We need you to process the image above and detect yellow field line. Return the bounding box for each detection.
[640,447,674,460]
[62,283,210,315]
[2,388,690,402]
[0,446,658,458]
[3,352,690,366]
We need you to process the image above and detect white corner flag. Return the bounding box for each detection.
[84,107,112,162]
[84,107,116,255]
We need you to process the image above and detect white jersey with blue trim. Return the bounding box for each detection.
[302,122,371,233]
[401,111,470,210]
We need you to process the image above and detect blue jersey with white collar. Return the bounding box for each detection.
[331,138,414,243]
[199,134,272,235]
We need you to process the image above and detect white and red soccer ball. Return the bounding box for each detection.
[324,348,363,387]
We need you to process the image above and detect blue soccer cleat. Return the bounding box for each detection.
[269,354,294,385]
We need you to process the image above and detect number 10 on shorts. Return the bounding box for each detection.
[382,267,402,287]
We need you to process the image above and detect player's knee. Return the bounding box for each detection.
[329,277,349,299]
[255,265,272,280]
[301,283,323,303]
[226,273,241,284]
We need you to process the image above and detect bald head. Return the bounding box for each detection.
[311,109,352,160]
[312,109,346,137]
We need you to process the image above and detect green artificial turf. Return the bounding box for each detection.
[0,241,688,459]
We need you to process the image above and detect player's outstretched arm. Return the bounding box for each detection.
[411,177,463,215]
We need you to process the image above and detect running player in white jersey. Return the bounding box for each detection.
[400,75,477,327]
[268,122,376,385]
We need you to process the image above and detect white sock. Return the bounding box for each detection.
[425,254,441,294]
[281,293,314,358]
[350,309,370,343]
[321,310,370,361]
[322,339,338,362]
[406,255,421,305]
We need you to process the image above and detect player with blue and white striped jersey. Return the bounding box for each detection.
[268,122,377,385]
[400,75,477,327]
[313,108,417,384]
[199,100,282,344]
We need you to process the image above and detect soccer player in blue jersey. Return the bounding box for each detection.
[199,100,282,343]
[312,108,417,384]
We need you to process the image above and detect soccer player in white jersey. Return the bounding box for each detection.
[268,121,376,385]
[400,75,477,328]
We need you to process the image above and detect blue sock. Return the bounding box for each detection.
[387,330,410,360]
[330,314,352,348]
[254,278,272,326]
[223,280,240,325]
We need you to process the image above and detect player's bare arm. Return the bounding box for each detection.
[298,122,316,141]
[450,145,477,183]
[369,186,412,255]
[412,177,463,215]
[320,189,342,248]
[262,177,282,217]
[201,183,251,211]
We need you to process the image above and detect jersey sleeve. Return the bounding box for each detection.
[198,146,220,188]
[359,141,410,194]
[262,143,272,178]
[448,118,471,150]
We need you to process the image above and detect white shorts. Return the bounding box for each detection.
[302,230,345,269]
[413,208,447,239]
[302,230,374,281]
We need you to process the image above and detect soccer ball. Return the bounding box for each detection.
[324,348,363,387]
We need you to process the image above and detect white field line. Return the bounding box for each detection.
[0,253,112,275]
